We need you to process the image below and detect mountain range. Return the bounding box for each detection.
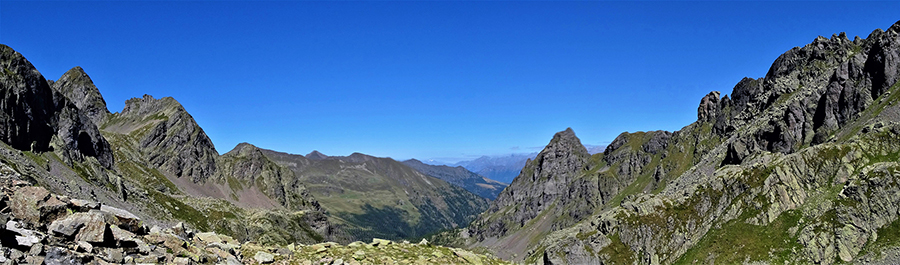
[0,20,899,265]
[0,43,493,250]
[452,20,900,265]
[452,153,537,184]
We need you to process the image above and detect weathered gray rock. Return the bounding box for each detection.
[254,251,275,264]
[51,66,109,126]
[697,91,721,122]
[43,247,80,265]
[107,94,218,183]
[99,205,141,233]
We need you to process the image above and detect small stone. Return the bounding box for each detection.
[44,247,79,265]
[333,258,344,265]
[371,238,392,247]
[171,222,189,239]
[6,220,43,247]
[133,254,163,263]
[275,248,292,256]
[254,251,275,264]
[173,257,191,265]
[70,199,100,211]
[103,248,124,263]
[225,256,242,265]
[29,242,43,256]
[110,225,137,243]
[353,250,365,260]
[76,241,93,253]
[194,232,222,244]
[25,255,44,265]
[100,205,141,232]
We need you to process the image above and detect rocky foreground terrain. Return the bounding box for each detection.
[0,162,509,264]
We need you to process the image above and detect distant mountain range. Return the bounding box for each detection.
[426,144,605,185]
[401,159,507,200]
[450,153,537,184]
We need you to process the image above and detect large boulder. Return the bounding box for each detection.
[9,186,68,225]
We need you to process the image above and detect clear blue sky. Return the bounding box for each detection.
[2,1,898,162]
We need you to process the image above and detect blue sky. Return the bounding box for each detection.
[2,1,898,162]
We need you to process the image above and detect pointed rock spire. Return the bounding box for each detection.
[52,66,110,125]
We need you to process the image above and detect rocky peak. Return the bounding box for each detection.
[469,128,591,239]
[0,44,57,152]
[52,66,110,125]
[0,45,113,168]
[112,94,217,183]
[697,91,721,122]
[305,150,328,160]
[218,143,324,213]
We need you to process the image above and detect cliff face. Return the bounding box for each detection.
[0,45,113,169]
[462,21,900,265]
[103,95,218,183]
[52,66,110,126]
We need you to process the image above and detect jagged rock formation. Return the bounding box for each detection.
[0,45,57,152]
[103,94,217,183]
[0,44,113,169]
[459,20,900,265]
[1,45,335,249]
[260,149,489,241]
[52,66,110,126]
[402,158,508,200]
[464,128,596,260]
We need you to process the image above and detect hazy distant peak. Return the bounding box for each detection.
[305,150,328,160]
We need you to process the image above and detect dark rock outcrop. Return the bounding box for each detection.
[0,45,113,169]
[0,45,56,152]
[52,66,110,126]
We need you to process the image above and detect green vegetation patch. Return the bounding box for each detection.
[149,190,209,231]
[599,233,636,264]
[675,210,802,264]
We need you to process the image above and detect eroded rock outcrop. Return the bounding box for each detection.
[0,44,113,169]
[105,94,218,183]
[52,66,110,126]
